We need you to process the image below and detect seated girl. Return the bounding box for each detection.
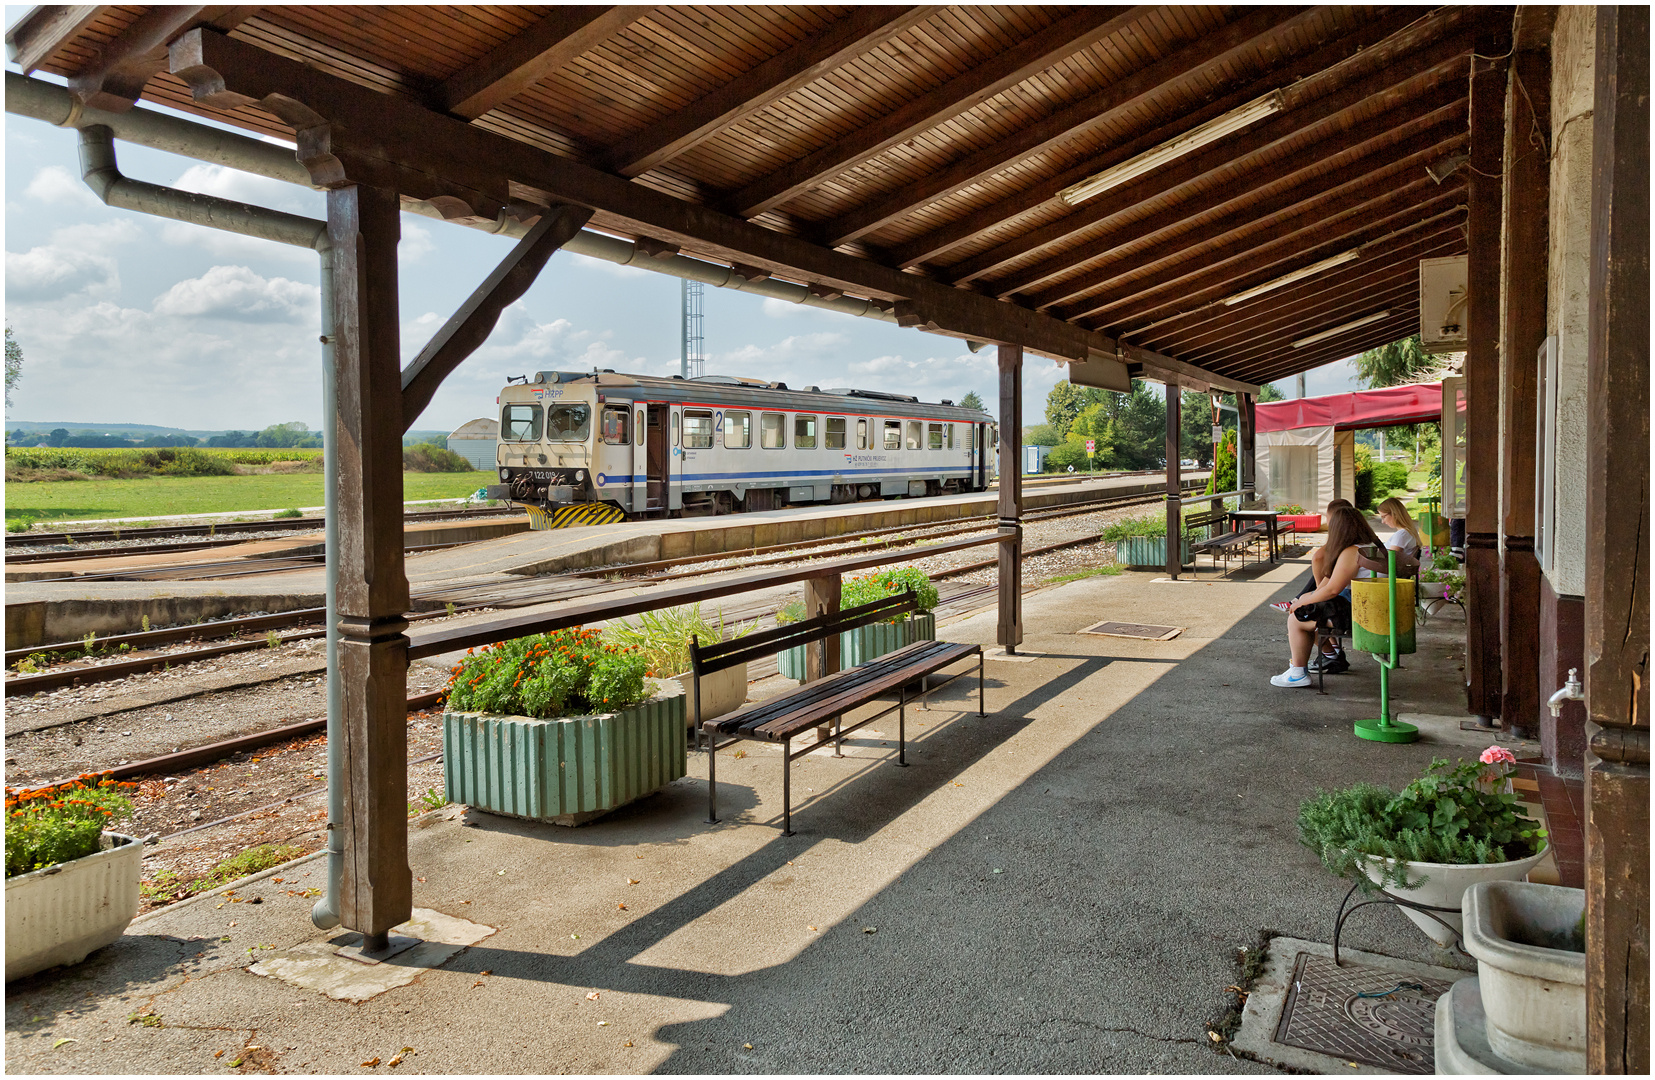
[1272,504,1383,688]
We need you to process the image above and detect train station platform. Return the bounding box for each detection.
[5,474,1200,647]
[3,548,1546,1074]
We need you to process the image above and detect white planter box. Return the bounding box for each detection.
[6,832,141,982]
[1462,880,1586,1072]
[1360,846,1547,946]
[677,662,748,727]
[1420,581,1447,598]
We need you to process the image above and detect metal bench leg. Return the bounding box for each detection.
[978,653,985,716]
[705,728,719,824]
[896,686,909,767]
[782,738,794,836]
[834,713,844,757]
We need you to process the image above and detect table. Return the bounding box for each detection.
[1227,509,1282,562]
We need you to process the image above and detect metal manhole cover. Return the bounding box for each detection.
[1077,620,1183,640]
[1274,952,1456,1074]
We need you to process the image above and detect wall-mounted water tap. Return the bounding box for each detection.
[1547,668,1584,718]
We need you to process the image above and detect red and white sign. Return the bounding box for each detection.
[1085,439,1095,453]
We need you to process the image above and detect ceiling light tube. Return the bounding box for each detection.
[1058,91,1284,206]
[1221,249,1360,306]
[1291,310,1392,348]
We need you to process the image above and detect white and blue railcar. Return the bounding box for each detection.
[487,370,996,527]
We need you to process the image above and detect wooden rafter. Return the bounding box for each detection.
[1003,107,1469,306]
[942,36,1471,286]
[1179,277,1426,371]
[4,5,109,74]
[724,4,1142,219]
[605,6,927,179]
[881,9,1429,271]
[434,6,652,121]
[1241,312,1423,383]
[67,5,257,112]
[821,5,1317,248]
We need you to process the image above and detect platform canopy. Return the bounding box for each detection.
[1256,381,1445,432]
[6,4,1487,391]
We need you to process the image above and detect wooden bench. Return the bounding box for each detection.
[690,589,983,835]
[1185,508,1266,576]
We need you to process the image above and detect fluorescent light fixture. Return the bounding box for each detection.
[1221,248,1360,306]
[1058,91,1284,206]
[1292,310,1392,348]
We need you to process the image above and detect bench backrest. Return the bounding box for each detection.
[690,588,920,678]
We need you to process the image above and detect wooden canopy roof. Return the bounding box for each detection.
[8,4,1492,393]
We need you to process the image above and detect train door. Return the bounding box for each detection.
[624,401,647,513]
[973,421,989,489]
[668,405,683,511]
[645,405,668,511]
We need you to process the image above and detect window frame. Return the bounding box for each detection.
[794,413,818,450]
[501,403,543,442]
[883,419,901,450]
[906,419,922,450]
[856,418,868,450]
[683,408,714,449]
[761,411,787,449]
[824,416,846,450]
[600,404,630,446]
[725,410,752,449]
[543,402,592,443]
[928,422,944,450]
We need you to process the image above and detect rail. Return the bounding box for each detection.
[1178,488,1253,506]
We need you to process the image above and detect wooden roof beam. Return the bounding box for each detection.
[944,34,1472,285]
[883,8,1431,271]
[4,5,109,74]
[605,6,929,179]
[724,4,1143,218]
[1115,219,1465,345]
[1089,192,1466,331]
[1057,178,1464,326]
[65,5,257,112]
[166,28,1123,368]
[1004,105,1468,306]
[1178,276,1426,371]
[434,6,652,121]
[820,5,1322,248]
[1121,345,1262,396]
[1238,312,1424,383]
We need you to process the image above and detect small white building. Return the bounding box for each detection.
[446,418,499,472]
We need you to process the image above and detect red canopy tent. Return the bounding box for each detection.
[1256,381,1443,432]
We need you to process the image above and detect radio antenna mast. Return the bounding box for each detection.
[680,279,705,378]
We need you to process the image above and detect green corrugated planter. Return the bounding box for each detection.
[1112,534,1191,568]
[443,679,686,825]
[776,613,935,681]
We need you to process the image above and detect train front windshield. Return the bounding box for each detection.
[544,404,592,442]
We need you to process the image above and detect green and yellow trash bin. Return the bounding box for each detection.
[1351,549,1419,743]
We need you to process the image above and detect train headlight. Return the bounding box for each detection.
[498,467,510,481]
[575,470,586,482]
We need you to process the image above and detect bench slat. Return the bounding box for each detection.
[751,643,978,741]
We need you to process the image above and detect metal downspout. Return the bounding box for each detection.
[77,125,345,930]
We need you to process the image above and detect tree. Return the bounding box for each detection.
[1044,382,1088,438]
[1044,441,1090,472]
[1023,423,1060,447]
[1355,334,1433,388]
[4,325,20,412]
[1258,382,1286,402]
[959,390,985,412]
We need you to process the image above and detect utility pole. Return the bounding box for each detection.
[1296,373,1307,398]
[680,279,704,379]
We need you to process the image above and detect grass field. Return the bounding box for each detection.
[4,472,486,525]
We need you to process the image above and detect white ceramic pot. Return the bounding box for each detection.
[1462,880,1586,1072]
[1360,846,1548,946]
[677,661,748,727]
[6,832,142,982]
[1420,581,1447,598]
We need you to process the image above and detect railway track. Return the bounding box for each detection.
[3,503,519,548]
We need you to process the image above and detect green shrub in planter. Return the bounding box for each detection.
[1297,757,1547,894]
[601,603,753,678]
[774,569,939,680]
[775,567,938,625]
[443,628,650,719]
[6,773,135,878]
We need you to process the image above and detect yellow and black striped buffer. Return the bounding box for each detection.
[524,502,629,530]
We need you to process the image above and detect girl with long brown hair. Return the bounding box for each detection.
[1272,504,1383,687]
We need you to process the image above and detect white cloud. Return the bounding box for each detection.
[761,297,812,319]
[399,221,436,264]
[152,265,318,323]
[5,244,120,300]
[24,165,103,208]
[171,163,321,216]
[158,220,317,266]
[570,251,649,279]
[50,219,145,252]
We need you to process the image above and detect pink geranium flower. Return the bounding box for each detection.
[1480,746,1517,766]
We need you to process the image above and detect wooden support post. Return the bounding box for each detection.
[1239,392,1257,498]
[997,345,1023,652]
[1583,8,1650,1072]
[1463,33,1508,723]
[1165,383,1182,578]
[804,572,841,743]
[1498,44,1551,741]
[328,183,413,940]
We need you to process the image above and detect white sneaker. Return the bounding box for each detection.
[1271,668,1311,688]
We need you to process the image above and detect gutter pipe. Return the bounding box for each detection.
[75,124,346,932]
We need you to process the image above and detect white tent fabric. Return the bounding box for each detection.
[1256,425,1335,511]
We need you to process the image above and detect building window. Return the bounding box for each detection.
[857,418,868,449]
[501,404,542,442]
[883,420,901,450]
[794,414,818,449]
[601,405,630,445]
[906,420,922,450]
[683,409,714,449]
[726,410,752,449]
[825,416,846,449]
[761,412,786,449]
[928,422,944,450]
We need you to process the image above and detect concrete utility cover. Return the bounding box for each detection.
[250,908,494,1003]
[1077,621,1183,640]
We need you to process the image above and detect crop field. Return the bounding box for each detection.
[6,446,322,480]
[5,471,486,525]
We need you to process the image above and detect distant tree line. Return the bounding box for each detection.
[1024,379,1285,474]
[9,421,323,449]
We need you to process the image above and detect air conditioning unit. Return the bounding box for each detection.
[1419,255,1469,354]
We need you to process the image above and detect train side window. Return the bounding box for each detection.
[635,409,645,446]
[502,404,542,441]
[601,405,630,445]
[906,420,922,450]
[671,411,680,447]
[825,417,846,450]
[856,418,868,449]
[761,412,786,449]
[883,420,901,450]
[928,422,943,450]
[726,410,752,448]
[947,423,955,449]
[794,414,817,449]
[683,409,714,449]
[966,424,975,450]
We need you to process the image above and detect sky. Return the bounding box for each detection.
[3,56,1362,435]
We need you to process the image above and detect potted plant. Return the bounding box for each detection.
[1102,514,1191,568]
[1297,756,1549,946]
[776,568,938,680]
[602,603,754,728]
[442,629,685,825]
[1420,552,1459,598]
[6,773,141,981]
[1272,503,1323,533]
